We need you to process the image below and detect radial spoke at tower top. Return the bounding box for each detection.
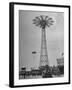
[33,15,54,29]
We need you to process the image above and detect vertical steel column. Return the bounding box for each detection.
[40,28,49,66]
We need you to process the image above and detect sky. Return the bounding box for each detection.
[19,10,64,70]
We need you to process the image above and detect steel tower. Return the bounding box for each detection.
[33,15,54,67]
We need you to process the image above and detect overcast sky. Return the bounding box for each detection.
[19,10,64,70]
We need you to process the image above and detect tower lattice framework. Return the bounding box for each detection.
[40,28,49,66]
[33,15,54,67]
